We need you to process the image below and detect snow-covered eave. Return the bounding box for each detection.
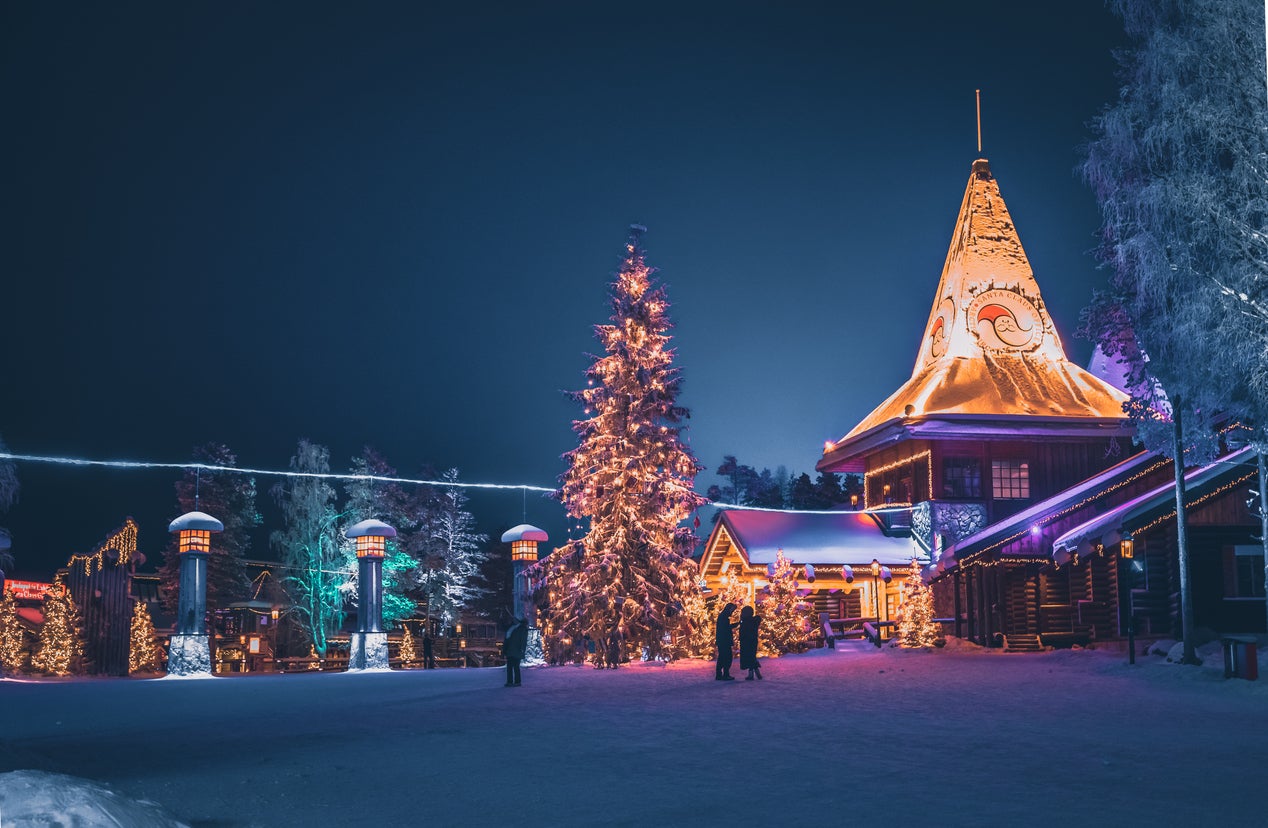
[1052,446,1258,555]
[819,412,1133,473]
[714,510,923,568]
[934,446,1161,573]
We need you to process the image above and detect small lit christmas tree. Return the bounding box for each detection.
[896,560,940,648]
[399,627,417,668]
[0,589,27,675]
[757,549,814,655]
[129,601,162,674]
[677,562,714,658]
[32,579,84,676]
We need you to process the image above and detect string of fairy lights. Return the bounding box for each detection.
[0,451,917,517]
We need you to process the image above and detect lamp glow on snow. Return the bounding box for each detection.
[166,510,224,676]
[345,518,397,670]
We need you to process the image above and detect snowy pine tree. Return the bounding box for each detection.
[895,562,939,648]
[425,469,488,630]
[757,550,813,655]
[0,588,26,675]
[32,579,83,676]
[129,601,162,674]
[271,440,344,658]
[158,443,259,615]
[544,226,704,664]
[1082,0,1268,654]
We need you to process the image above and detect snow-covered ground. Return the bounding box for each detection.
[2,639,1265,827]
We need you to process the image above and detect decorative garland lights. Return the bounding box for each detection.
[863,450,933,508]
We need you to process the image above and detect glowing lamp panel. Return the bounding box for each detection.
[179,530,211,554]
[511,540,538,562]
[356,535,387,558]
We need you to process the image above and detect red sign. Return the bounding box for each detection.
[3,579,53,601]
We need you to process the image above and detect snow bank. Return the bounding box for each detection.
[0,771,188,827]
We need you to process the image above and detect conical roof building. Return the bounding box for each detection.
[818,159,1132,527]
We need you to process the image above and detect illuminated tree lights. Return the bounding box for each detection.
[129,601,162,674]
[543,226,704,664]
[0,589,27,675]
[399,627,417,667]
[757,550,814,655]
[896,561,940,648]
[32,579,84,676]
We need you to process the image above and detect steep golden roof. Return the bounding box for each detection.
[830,159,1127,448]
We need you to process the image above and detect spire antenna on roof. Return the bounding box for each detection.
[976,89,982,154]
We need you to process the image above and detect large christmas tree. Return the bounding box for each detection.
[544,226,703,664]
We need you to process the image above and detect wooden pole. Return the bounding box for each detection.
[976,89,982,154]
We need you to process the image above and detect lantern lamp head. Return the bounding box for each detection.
[345,519,397,558]
[1120,534,1135,559]
[502,523,549,562]
[870,558,880,577]
[168,511,224,554]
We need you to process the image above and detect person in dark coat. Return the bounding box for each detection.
[738,605,762,680]
[606,626,622,669]
[422,632,435,669]
[504,616,528,687]
[715,603,739,681]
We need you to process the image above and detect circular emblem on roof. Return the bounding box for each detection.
[967,289,1041,351]
[924,297,955,364]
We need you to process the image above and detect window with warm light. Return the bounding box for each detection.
[356,535,386,557]
[991,460,1030,499]
[179,530,211,554]
[511,540,537,561]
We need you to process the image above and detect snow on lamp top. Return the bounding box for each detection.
[168,511,224,555]
[502,523,548,562]
[345,519,397,559]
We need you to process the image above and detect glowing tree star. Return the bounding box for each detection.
[543,226,704,665]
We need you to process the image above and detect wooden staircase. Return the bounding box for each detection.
[1003,633,1043,653]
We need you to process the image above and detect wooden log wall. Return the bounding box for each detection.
[65,549,133,677]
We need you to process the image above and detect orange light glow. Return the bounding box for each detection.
[178,530,211,554]
[511,540,538,562]
[355,535,386,558]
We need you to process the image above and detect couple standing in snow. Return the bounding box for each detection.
[714,603,762,681]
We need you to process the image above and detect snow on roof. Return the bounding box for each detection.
[822,159,1127,463]
[719,509,918,566]
[167,511,224,534]
[501,524,549,543]
[345,519,398,539]
[943,447,1161,562]
[1052,446,1257,555]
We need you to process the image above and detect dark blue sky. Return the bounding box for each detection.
[1,1,1126,576]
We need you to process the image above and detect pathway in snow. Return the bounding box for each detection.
[2,641,1265,826]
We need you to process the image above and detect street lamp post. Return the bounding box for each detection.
[346,518,397,671]
[870,559,881,647]
[167,511,223,676]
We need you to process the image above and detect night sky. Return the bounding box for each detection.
[1,2,1127,577]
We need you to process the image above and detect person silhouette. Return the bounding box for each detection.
[715,603,739,681]
[504,616,528,687]
[738,605,762,680]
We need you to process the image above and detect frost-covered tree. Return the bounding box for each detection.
[1082,0,1268,655]
[423,469,488,630]
[339,449,421,630]
[896,562,939,648]
[271,440,344,658]
[158,443,259,615]
[0,589,27,675]
[128,601,162,674]
[544,226,704,664]
[757,550,813,655]
[32,579,83,676]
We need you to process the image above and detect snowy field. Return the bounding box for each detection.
[2,640,1266,827]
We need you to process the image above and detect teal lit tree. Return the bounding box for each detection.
[271,439,344,658]
[543,226,704,664]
